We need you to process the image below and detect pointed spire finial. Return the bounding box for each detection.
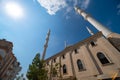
[64,41,67,48]
[74,6,78,11]
[42,29,50,60]
[86,26,94,35]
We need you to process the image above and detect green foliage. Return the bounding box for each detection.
[26,53,48,80]
[51,63,61,78]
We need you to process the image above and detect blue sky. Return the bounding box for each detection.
[0,0,120,76]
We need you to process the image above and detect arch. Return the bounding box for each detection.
[77,59,84,71]
[63,64,67,74]
[90,41,96,46]
[62,55,65,59]
[74,49,78,53]
[97,52,110,64]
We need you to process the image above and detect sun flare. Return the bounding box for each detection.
[5,2,24,19]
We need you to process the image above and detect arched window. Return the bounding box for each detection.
[63,64,67,74]
[62,55,65,59]
[97,52,110,64]
[47,61,49,65]
[53,58,56,63]
[77,59,84,71]
[90,41,96,47]
[74,49,78,54]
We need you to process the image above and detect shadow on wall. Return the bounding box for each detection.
[108,37,120,52]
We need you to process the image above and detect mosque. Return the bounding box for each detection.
[42,7,120,80]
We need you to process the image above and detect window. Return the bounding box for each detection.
[74,49,78,53]
[77,59,84,71]
[62,55,65,59]
[97,52,110,64]
[47,61,49,65]
[53,58,56,63]
[90,41,96,47]
[63,64,67,74]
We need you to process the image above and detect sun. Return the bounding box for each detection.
[5,2,24,19]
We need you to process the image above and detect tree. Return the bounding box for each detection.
[26,53,48,80]
[16,73,25,80]
[51,63,62,80]
[52,63,60,77]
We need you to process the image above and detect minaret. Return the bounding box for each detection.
[75,7,120,51]
[74,7,112,37]
[42,29,50,60]
[86,26,94,35]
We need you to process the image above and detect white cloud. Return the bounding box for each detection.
[74,0,90,9]
[66,0,90,14]
[37,0,67,15]
[37,0,90,15]
[117,4,120,15]
[81,0,90,9]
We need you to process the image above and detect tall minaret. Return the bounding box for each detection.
[86,26,94,35]
[42,29,50,60]
[74,7,112,37]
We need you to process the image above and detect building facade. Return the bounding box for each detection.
[0,39,21,80]
[45,7,120,80]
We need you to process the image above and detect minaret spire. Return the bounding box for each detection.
[86,26,94,35]
[74,6,112,37]
[42,29,50,60]
[64,41,68,48]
